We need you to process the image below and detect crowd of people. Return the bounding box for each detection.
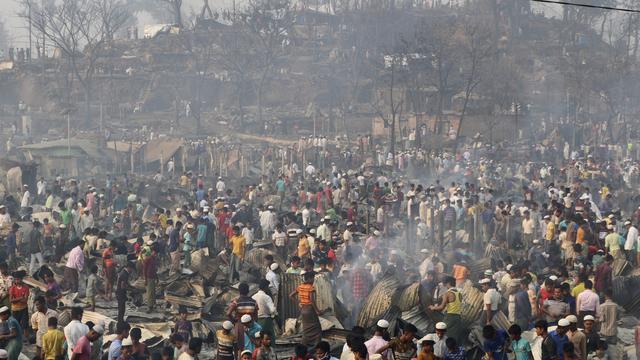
[0,140,635,360]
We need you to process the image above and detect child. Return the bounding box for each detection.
[41,316,65,360]
[173,306,193,344]
[86,265,98,311]
[587,340,608,360]
[102,242,116,301]
[216,321,236,360]
[252,332,276,360]
[286,256,302,274]
[444,338,465,360]
[417,337,436,360]
[42,219,54,257]
[241,350,253,360]
[291,344,313,360]
[43,273,62,301]
[508,324,532,360]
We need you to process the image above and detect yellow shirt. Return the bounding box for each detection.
[571,282,585,298]
[159,214,168,230]
[42,328,65,360]
[545,222,555,241]
[229,235,246,258]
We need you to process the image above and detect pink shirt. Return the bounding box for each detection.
[365,335,388,356]
[65,246,85,271]
[577,289,599,312]
[72,335,92,360]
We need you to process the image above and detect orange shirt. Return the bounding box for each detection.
[297,283,314,305]
[452,264,469,282]
[102,248,114,268]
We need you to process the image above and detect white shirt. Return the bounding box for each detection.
[252,290,276,318]
[20,190,30,207]
[37,181,46,195]
[305,164,316,176]
[64,320,89,360]
[216,180,225,193]
[302,208,311,226]
[0,213,10,228]
[266,269,279,293]
[242,228,254,245]
[625,226,638,251]
[484,288,501,311]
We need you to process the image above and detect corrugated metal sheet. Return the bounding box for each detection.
[245,248,286,274]
[490,311,511,330]
[401,306,434,336]
[278,272,303,320]
[612,259,631,276]
[277,272,335,322]
[143,139,183,164]
[357,274,400,328]
[460,283,484,326]
[469,258,492,281]
[395,283,421,312]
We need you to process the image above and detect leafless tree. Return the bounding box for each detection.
[159,0,183,27]
[238,0,296,132]
[22,0,129,126]
[453,18,493,150]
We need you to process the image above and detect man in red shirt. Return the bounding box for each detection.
[9,270,29,338]
[142,244,158,313]
[70,324,103,360]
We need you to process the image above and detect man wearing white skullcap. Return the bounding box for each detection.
[216,321,237,360]
[365,319,389,356]
[240,313,262,353]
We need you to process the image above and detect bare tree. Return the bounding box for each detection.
[23,0,129,126]
[159,0,183,27]
[238,0,296,132]
[453,18,493,150]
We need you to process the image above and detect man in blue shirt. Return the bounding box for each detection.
[549,318,570,360]
[5,223,18,267]
[482,325,509,360]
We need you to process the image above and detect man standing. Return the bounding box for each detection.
[70,324,103,360]
[30,296,58,355]
[480,278,500,325]
[522,210,534,246]
[598,290,618,345]
[64,307,89,360]
[169,221,182,275]
[576,280,598,327]
[143,243,158,313]
[566,315,586,360]
[365,320,389,355]
[20,184,31,212]
[252,279,277,341]
[26,220,44,275]
[228,226,246,283]
[624,220,638,265]
[108,321,131,360]
[116,262,135,323]
[594,255,613,296]
[64,240,85,293]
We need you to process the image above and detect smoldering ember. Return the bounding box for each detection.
[2,0,640,359]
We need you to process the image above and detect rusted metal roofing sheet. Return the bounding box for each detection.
[356,274,400,328]
[395,282,421,312]
[460,283,484,326]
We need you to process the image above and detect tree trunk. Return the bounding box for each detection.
[84,84,92,127]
